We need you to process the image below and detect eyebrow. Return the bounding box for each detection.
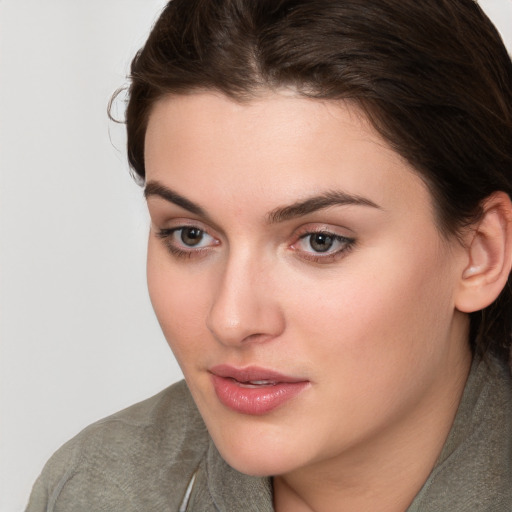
[144,180,380,224]
[267,191,381,223]
[144,181,207,217]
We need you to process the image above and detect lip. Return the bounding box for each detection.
[209,365,310,415]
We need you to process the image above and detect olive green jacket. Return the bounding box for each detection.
[26,356,512,511]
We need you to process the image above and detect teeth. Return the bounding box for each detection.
[236,379,277,388]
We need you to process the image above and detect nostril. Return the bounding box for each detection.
[206,302,285,347]
[241,332,269,344]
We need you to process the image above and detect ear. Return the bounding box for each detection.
[455,191,512,313]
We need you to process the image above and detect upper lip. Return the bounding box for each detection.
[209,365,307,383]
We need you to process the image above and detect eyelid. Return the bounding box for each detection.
[147,201,225,238]
[152,215,210,229]
[293,223,354,239]
[152,216,220,238]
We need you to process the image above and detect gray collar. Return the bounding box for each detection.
[408,355,512,511]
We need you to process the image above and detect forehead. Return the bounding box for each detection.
[144,91,434,224]
[146,90,375,155]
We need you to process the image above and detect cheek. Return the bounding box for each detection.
[146,239,212,364]
[286,238,458,392]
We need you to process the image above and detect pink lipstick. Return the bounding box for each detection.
[210,365,309,415]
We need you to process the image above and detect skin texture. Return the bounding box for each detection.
[144,91,474,512]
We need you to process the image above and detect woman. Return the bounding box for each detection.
[26,0,512,510]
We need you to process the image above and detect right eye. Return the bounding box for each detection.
[156,226,219,258]
[175,227,208,247]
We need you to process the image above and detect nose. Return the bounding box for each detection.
[206,251,285,347]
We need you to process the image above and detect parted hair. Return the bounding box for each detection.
[122,0,512,361]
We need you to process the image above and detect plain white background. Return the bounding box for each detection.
[0,1,511,510]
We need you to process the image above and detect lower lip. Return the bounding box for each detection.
[211,375,309,415]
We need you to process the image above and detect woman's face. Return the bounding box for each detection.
[144,91,471,477]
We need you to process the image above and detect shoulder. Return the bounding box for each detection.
[26,380,209,512]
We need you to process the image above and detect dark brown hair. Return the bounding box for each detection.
[122,0,512,360]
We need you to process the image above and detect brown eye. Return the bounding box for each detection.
[293,230,355,262]
[308,233,334,253]
[156,225,218,259]
[180,227,204,246]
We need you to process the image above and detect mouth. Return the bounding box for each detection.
[209,365,310,415]
[237,380,279,388]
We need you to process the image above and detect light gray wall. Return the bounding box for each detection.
[1,1,511,510]
[0,2,177,510]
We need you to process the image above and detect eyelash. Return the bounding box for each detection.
[156,226,355,264]
[156,226,218,259]
[292,230,356,263]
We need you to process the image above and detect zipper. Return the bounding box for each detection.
[179,471,198,512]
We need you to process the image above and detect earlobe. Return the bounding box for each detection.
[455,192,512,313]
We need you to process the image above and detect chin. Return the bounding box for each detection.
[210,426,305,477]
[192,383,313,476]
[221,448,294,477]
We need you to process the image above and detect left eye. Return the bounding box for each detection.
[296,231,353,255]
